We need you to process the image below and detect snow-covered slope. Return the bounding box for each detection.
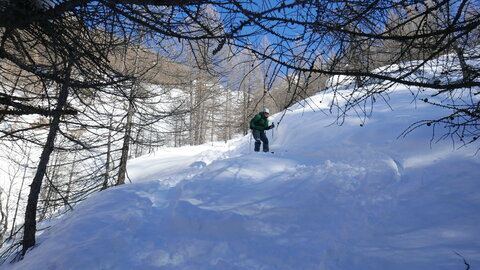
[2,83,480,269]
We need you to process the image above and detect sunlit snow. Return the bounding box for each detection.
[2,70,479,269]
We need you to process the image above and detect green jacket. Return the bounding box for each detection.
[250,112,270,131]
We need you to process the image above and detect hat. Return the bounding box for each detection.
[263,108,269,113]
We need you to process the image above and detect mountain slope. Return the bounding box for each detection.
[1,81,480,269]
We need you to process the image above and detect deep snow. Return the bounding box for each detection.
[1,82,480,269]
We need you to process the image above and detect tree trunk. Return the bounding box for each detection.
[189,87,195,145]
[102,118,113,190]
[454,46,471,82]
[174,119,179,147]
[65,151,78,201]
[225,89,230,142]
[39,152,59,222]
[117,38,141,186]
[0,190,7,246]
[116,97,134,186]
[22,65,71,255]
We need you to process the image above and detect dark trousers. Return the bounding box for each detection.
[252,129,269,152]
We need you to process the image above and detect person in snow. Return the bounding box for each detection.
[250,108,274,152]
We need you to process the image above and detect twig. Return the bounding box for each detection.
[455,252,471,270]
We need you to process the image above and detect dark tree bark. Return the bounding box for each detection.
[102,118,113,190]
[454,46,473,82]
[116,96,134,186]
[22,63,72,255]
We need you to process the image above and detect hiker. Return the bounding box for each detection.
[250,108,274,152]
